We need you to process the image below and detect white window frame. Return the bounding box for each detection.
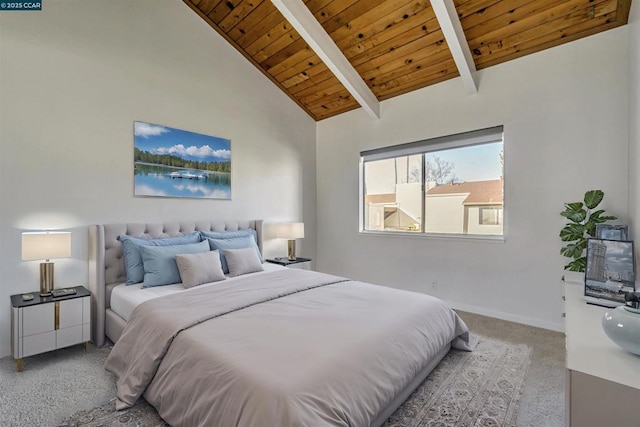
[359,126,505,240]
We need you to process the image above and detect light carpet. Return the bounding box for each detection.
[54,335,531,427]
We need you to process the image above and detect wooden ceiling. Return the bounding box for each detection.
[183,0,632,121]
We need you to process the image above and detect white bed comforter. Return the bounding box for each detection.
[105,269,470,427]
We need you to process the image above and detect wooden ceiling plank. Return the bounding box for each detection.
[218,0,266,32]
[328,0,426,45]
[430,0,477,94]
[462,0,565,34]
[271,0,380,118]
[249,0,357,56]
[469,0,610,48]
[474,7,618,67]
[476,12,618,69]
[257,0,387,68]
[268,48,319,77]
[302,48,453,107]
[308,92,359,117]
[208,0,243,24]
[263,0,370,76]
[289,23,448,96]
[195,0,223,15]
[377,72,456,100]
[471,0,615,60]
[233,3,284,46]
[615,0,632,24]
[454,0,503,20]
[373,59,458,98]
[274,3,436,85]
[338,6,437,58]
[181,0,319,120]
[463,0,579,41]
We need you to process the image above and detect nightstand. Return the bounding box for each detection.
[11,286,91,372]
[266,257,312,271]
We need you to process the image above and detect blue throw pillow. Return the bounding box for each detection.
[207,236,263,274]
[119,232,201,285]
[140,240,210,288]
[200,229,258,243]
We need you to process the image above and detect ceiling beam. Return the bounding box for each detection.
[270,0,380,119]
[430,0,478,94]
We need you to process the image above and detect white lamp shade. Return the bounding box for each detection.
[275,222,304,239]
[22,231,71,261]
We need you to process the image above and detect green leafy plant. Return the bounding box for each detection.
[560,190,617,272]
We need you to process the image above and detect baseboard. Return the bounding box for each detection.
[445,300,564,333]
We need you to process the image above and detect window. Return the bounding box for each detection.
[360,126,504,237]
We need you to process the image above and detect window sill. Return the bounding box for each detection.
[358,230,506,243]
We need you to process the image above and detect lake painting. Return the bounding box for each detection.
[134,121,231,200]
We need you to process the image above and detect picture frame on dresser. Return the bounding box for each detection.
[595,224,629,241]
[584,238,635,307]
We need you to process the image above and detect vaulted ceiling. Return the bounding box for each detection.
[183,0,632,121]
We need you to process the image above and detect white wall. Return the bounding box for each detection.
[0,0,317,357]
[317,28,629,331]
[629,2,640,246]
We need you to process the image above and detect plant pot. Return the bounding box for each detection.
[602,306,640,356]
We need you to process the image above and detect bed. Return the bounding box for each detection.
[89,220,470,427]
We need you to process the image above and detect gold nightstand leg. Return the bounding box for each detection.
[84,342,88,352]
[16,359,23,372]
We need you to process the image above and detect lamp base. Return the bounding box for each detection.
[287,240,297,261]
[40,262,54,297]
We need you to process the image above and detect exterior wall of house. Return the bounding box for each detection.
[396,183,422,226]
[425,194,468,233]
[467,206,503,235]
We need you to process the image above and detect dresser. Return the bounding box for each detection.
[565,281,640,427]
[11,286,91,371]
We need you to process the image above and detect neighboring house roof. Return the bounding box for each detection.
[427,179,503,205]
[365,194,396,204]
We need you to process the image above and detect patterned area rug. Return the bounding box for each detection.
[58,336,531,427]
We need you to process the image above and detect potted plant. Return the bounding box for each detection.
[560,189,617,273]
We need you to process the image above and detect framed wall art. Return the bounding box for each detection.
[585,238,635,307]
[133,121,231,200]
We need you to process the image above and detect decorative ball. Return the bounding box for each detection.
[602,306,640,356]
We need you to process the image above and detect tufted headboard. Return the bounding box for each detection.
[88,220,263,347]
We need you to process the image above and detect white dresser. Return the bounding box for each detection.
[565,281,640,427]
[11,286,91,371]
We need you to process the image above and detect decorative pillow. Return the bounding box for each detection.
[140,240,210,288]
[224,247,264,277]
[175,250,226,288]
[200,229,258,243]
[207,236,263,274]
[119,232,201,285]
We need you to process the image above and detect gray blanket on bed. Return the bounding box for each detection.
[105,269,470,426]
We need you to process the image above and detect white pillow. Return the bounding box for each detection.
[224,247,264,277]
[175,250,226,288]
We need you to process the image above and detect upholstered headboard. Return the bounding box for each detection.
[88,220,263,347]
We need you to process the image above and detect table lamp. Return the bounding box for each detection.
[275,223,304,261]
[22,231,71,296]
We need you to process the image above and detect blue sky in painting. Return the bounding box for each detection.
[134,121,231,163]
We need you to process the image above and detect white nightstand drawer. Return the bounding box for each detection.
[57,325,84,349]
[22,331,56,357]
[59,298,84,328]
[22,304,54,336]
